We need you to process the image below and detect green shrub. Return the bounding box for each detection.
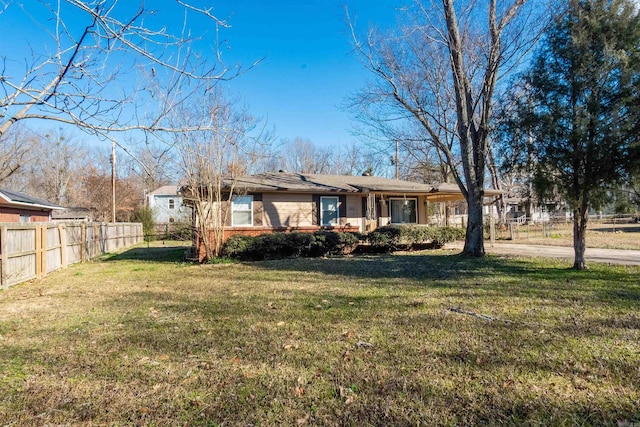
[221,230,363,260]
[132,206,156,242]
[286,232,315,257]
[220,227,462,260]
[312,230,360,256]
[367,225,465,251]
[221,234,255,258]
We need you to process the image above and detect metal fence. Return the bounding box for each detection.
[490,214,638,241]
[0,222,143,289]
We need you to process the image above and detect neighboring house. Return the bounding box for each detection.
[0,189,63,223]
[504,197,568,224]
[183,172,503,252]
[146,185,191,223]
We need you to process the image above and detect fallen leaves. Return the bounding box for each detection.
[338,385,357,405]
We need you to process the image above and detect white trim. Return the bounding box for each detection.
[231,195,253,227]
[320,196,339,226]
[0,192,63,210]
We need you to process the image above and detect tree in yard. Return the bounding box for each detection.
[504,0,640,269]
[27,129,88,205]
[78,166,140,222]
[0,125,38,186]
[348,0,544,256]
[174,88,269,261]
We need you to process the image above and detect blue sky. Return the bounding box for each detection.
[211,0,398,147]
[1,0,398,150]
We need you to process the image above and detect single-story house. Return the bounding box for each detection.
[0,189,63,223]
[147,185,192,223]
[182,172,502,257]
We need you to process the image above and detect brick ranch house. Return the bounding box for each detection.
[182,172,502,260]
[0,189,63,223]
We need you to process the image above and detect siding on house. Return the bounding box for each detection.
[345,194,363,228]
[242,193,430,232]
[262,193,314,228]
[149,195,190,223]
[147,185,191,224]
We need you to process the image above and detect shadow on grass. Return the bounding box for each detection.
[590,225,640,233]
[4,252,639,425]
[104,243,190,263]
[249,251,640,303]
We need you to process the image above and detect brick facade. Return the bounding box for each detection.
[0,206,51,222]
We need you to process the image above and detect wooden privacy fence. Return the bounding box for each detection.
[0,222,143,290]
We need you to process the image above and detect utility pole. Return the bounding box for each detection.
[111,140,116,223]
[395,140,399,179]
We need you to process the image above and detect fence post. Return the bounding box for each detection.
[41,226,47,278]
[81,223,87,263]
[1,225,7,290]
[35,225,42,279]
[58,224,67,268]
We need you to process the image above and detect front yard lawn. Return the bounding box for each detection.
[0,244,638,425]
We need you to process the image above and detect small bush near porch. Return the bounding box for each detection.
[0,243,638,425]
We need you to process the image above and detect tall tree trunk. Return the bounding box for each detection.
[463,187,485,256]
[572,203,589,270]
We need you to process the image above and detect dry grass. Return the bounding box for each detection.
[1,242,639,426]
[496,222,640,250]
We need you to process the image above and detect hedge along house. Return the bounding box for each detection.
[182,172,503,260]
[0,189,63,223]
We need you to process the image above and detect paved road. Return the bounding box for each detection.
[445,242,640,266]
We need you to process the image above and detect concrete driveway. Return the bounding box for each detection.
[445,242,640,266]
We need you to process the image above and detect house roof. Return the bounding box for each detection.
[0,188,64,210]
[226,173,503,201]
[149,185,179,196]
[231,172,436,194]
[52,207,95,220]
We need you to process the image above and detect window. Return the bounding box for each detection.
[321,197,339,226]
[232,195,253,226]
[390,198,417,224]
[168,199,175,209]
[19,214,31,223]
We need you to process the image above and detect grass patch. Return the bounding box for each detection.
[0,248,639,425]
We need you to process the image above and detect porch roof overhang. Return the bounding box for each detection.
[425,183,505,203]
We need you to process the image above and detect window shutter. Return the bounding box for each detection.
[312,195,320,226]
[338,195,347,220]
[252,193,263,226]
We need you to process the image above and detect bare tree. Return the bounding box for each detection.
[349,0,544,256]
[78,166,139,221]
[0,1,245,150]
[332,142,385,176]
[280,138,333,174]
[0,124,38,186]
[175,88,269,261]
[130,139,178,192]
[26,129,88,205]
